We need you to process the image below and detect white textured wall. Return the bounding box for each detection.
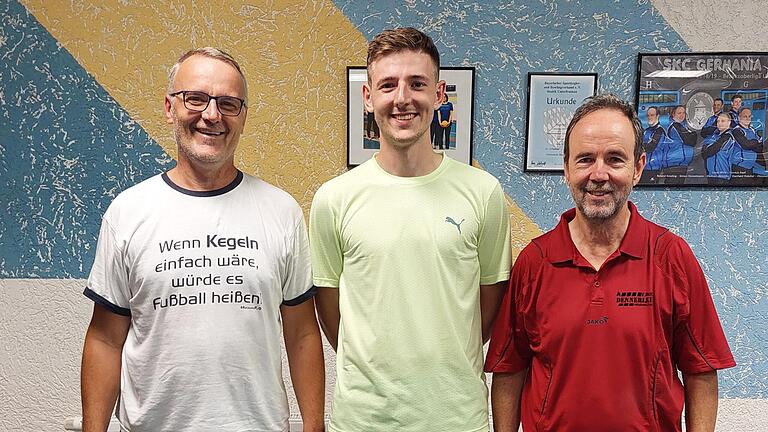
[0,280,90,431]
[652,0,767,51]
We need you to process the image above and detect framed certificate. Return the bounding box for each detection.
[524,72,598,171]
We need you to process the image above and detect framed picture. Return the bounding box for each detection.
[635,52,768,187]
[346,66,475,166]
[524,72,598,172]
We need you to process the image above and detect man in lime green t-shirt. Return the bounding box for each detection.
[310,27,511,432]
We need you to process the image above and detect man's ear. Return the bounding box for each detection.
[164,95,174,124]
[362,83,373,113]
[633,152,647,186]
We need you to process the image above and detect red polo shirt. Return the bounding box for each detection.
[485,202,735,432]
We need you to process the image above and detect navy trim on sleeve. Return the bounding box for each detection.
[162,170,243,197]
[84,287,131,317]
[282,286,317,306]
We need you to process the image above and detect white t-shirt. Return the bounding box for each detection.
[85,171,313,431]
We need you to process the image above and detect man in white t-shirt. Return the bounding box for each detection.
[81,48,324,432]
[310,28,511,432]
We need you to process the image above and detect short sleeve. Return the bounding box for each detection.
[84,214,131,316]
[281,215,315,306]
[484,245,535,373]
[309,185,343,288]
[666,237,736,374]
[478,182,512,285]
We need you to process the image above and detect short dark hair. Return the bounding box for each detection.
[647,106,659,116]
[367,27,440,80]
[714,97,723,104]
[731,94,743,101]
[563,93,644,163]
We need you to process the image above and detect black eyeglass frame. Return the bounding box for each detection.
[168,90,247,116]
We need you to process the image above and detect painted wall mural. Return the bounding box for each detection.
[1,3,765,428]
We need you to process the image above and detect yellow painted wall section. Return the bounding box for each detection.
[22,0,364,208]
[23,0,541,253]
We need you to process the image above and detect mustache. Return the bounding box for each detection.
[583,183,615,193]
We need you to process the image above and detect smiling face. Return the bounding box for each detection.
[716,112,732,132]
[362,50,444,151]
[165,55,247,169]
[672,106,686,123]
[738,108,752,128]
[565,109,644,223]
[732,96,742,111]
[713,99,724,114]
[646,107,659,126]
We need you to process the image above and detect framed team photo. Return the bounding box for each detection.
[524,72,598,172]
[635,52,768,187]
[346,66,475,166]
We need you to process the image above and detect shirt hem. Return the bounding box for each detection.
[479,271,511,285]
[312,278,339,288]
[283,286,317,306]
[328,423,489,432]
[83,287,131,316]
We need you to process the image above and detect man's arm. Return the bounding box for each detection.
[491,369,527,432]
[683,370,719,432]
[480,281,507,343]
[645,128,664,153]
[314,287,340,351]
[701,134,730,159]
[731,128,762,151]
[81,304,130,432]
[282,299,325,432]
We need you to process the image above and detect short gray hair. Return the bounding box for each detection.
[563,93,644,163]
[167,47,248,104]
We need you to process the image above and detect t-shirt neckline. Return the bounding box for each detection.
[161,170,243,197]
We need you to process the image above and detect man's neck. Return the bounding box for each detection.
[568,205,631,270]
[376,138,442,177]
[167,160,238,191]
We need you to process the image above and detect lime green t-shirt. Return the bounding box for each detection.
[310,155,511,432]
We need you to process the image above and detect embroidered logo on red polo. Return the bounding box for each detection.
[616,291,653,306]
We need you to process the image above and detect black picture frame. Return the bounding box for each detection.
[635,52,768,187]
[524,72,598,172]
[346,66,475,166]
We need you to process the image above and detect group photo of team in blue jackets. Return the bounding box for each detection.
[641,94,768,185]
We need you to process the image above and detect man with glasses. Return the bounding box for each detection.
[80,48,324,431]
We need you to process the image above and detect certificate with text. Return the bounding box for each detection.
[525,72,598,171]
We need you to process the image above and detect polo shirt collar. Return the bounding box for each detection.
[547,201,647,264]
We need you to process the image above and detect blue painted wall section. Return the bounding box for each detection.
[334,0,766,398]
[0,0,171,278]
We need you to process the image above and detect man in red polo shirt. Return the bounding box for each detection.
[486,94,735,432]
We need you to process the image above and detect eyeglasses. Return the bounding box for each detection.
[169,91,246,116]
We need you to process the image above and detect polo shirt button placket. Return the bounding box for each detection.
[590,278,604,306]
